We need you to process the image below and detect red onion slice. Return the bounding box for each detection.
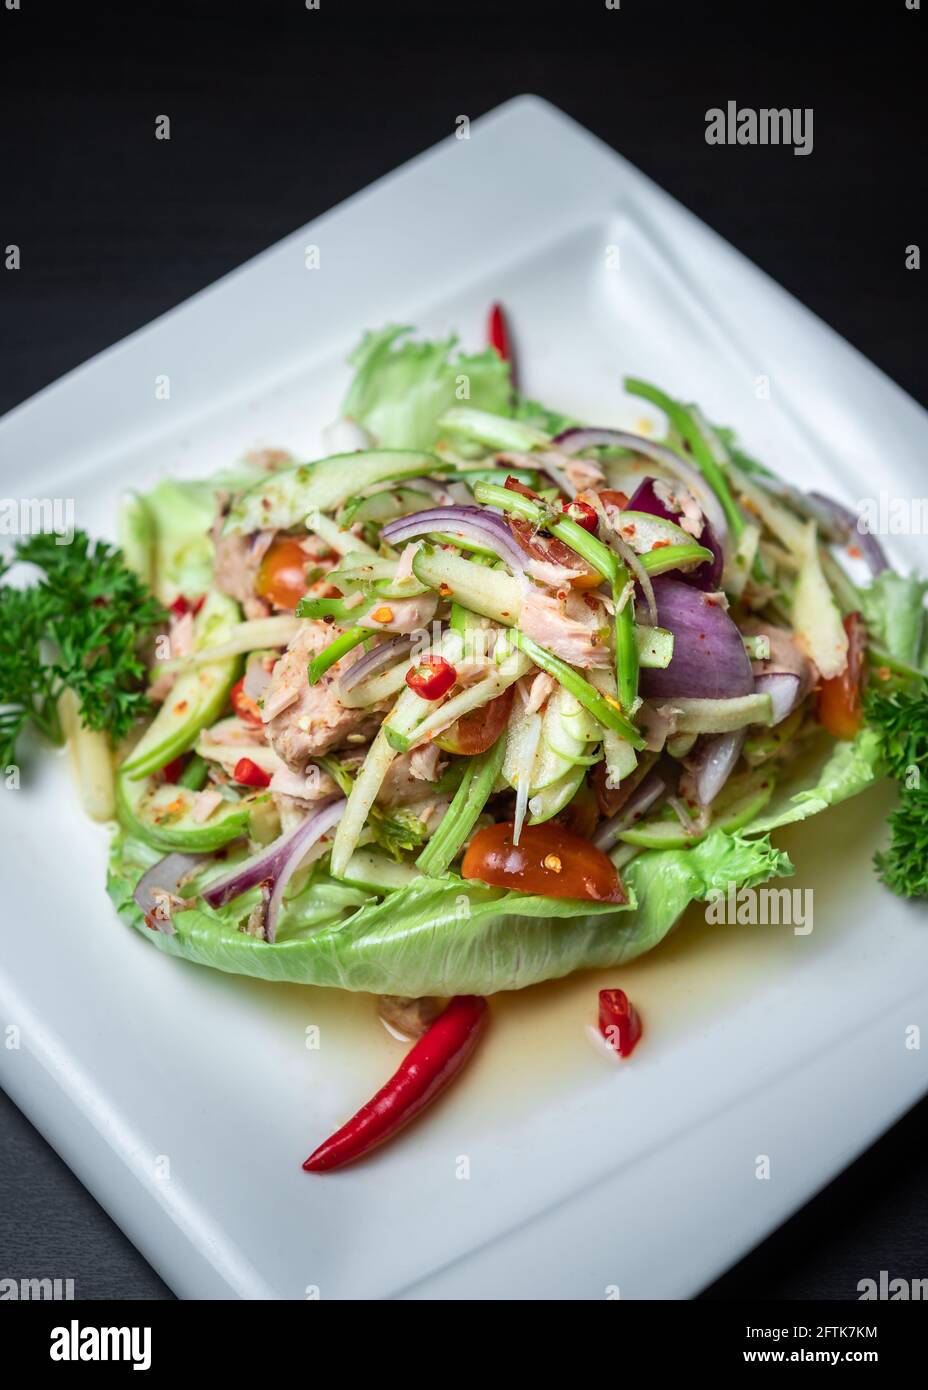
[753,671,801,725]
[806,491,889,575]
[683,729,746,806]
[133,852,205,935]
[553,427,729,551]
[338,633,415,695]
[639,578,754,700]
[381,506,527,574]
[200,797,346,942]
[627,477,724,591]
[593,769,666,851]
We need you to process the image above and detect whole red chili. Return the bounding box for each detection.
[405,655,457,700]
[303,995,488,1172]
[561,499,599,534]
[231,677,263,728]
[232,757,271,789]
[598,988,643,1058]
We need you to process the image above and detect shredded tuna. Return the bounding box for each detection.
[408,743,443,782]
[192,789,223,823]
[652,479,704,538]
[519,587,612,669]
[268,765,339,801]
[264,622,385,769]
[393,542,423,585]
[747,621,819,700]
[523,670,556,715]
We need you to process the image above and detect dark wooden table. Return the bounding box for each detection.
[1,0,925,1300]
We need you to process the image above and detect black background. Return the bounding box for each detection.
[1,0,925,1300]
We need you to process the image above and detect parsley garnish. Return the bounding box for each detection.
[0,531,166,766]
[865,683,928,899]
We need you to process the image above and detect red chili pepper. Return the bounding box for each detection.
[232,757,271,788]
[598,988,643,1058]
[303,995,488,1172]
[230,676,263,728]
[561,499,599,534]
[405,655,457,700]
[488,302,512,361]
[169,594,205,618]
[159,755,186,783]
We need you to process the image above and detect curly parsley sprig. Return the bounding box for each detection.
[865,682,928,899]
[0,531,166,766]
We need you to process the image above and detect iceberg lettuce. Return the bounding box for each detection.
[107,827,791,995]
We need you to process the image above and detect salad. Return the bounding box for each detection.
[3,308,926,1170]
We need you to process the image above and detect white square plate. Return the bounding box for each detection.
[2,97,926,1301]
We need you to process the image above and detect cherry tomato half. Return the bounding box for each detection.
[817,611,866,740]
[256,536,310,611]
[232,757,271,789]
[405,656,457,700]
[462,821,625,903]
[436,686,514,756]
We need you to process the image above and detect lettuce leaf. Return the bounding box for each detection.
[340,326,512,451]
[107,827,791,995]
[860,570,928,668]
[746,727,883,834]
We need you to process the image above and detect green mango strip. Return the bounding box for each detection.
[624,377,745,540]
[307,627,370,686]
[472,480,640,710]
[416,737,506,876]
[510,631,645,748]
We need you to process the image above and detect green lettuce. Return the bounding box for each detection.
[747,727,883,835]
[340,326,512,451]
[107,827,791,995]
[860,570,928,669]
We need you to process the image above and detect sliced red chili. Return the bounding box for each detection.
[303,995,488,1172]
[232,757,271,789]
[598,988,643,1058]
[561,499,599,534]
[169,594,205,618]
[159,755,186,783]
[231,676,263,728]
[488,302,512,363]
[405,655,457,700]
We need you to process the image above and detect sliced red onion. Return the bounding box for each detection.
[593,769,666,851]
[807,491,889,575]
[133,852,205,935]
[627,477,724,591]
[682,729,746,806]
[337,632,415,695]
[753,671,801,725]
[382,505,527,574]
[639,577,754,700]
[200,797,345,942]
[553,427,729,551]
